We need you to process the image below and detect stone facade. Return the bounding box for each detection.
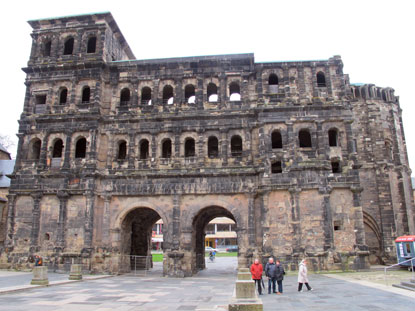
[1,12,414,276]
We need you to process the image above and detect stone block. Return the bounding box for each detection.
[69,264,83,280]
[30,266,49,285]
[235,280,256,299]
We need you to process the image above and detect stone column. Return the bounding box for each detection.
[102,194,112,244]
[247,193,256,246]
[30,192,43,249]
[351,186,370,269]
[220,129,228,166]
[62,132,72,169]
[196,77,204,109]
[197,129,205,166]
[128,132,135,169]
[319,187,334,251]
[315,120,325,159]
[56,191,69,250]
[14,134,24,170]
[289,187,302,255]
[84,191,95,249]
[6,194,17,247]
[38,133,49,169]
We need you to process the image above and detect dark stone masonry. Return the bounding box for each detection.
[0,12,413,276]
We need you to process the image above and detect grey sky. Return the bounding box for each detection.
[1,0,414,171]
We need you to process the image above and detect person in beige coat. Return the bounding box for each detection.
[298,259,313,292]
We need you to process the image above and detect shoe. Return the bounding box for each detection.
[277,292,282,295]
[298,290,303,292]
[308,288,313,291]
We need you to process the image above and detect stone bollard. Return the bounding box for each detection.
[31,266,49,285]
[69,264,83,280]
[229,268,263,311]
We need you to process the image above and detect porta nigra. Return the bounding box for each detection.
[1,12,414,276]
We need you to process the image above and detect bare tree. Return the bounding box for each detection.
[0,134,16,152]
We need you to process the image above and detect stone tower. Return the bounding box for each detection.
[1,12,413,275]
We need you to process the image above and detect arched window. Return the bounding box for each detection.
[82,87,90,103]
[63,37,74,55]
[87,36,96,53]
[117,140,127,160]
[185,138,195,157]
[163,85,174,105]
[139,139,149,160]
[75,137,86,158]
[141,87,152,105]
[208,136,219,158]
[185,84,196,104]
[328,129,338,147]
[43,40,51,57]
[28,138,41,160]
[162,139,172,158]
[317,71,326,87]
[59,88,68,105]
[269,74,279,85]
[355,88,360,98]
[231,135,243,157]
[120,88,131,106]
[331,160,341,173]
[299,129,312,148]
[229,82,241,101]
[207,83,218,102]
[271,131,282,149]
[52,139,63,158]
[271,161,282,174]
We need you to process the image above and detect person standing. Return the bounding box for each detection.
[275,260,285,294]
[298,259,313,292]
[264,257,277,294]
[250,258,263,295]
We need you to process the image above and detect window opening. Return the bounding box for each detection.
[271,161,282,174]
[333,220,342,231]
[185,138,195,157]
[28,139,41,160]
[43,41,51,57]
[162,139,172,158]
[82,87,90,103]
[52,139,63,158]
[75,138,86,158]
[328,129,338,147]
[299,130,312,148]
[59,88,68,105]
[44,233,50,241]
[207,83,218,102]
[269,74,279,85]
[35,95,47,113]
[317,71,326,87]
[208,136,219,158]
[141,87,152,105]
[118,140,127,160]
[229,82,241,101]
[272,131,282,149]
[120,88,131,106]
[185,84,196,104]
[231,135,243,156]
[87,36,96,53]
[63,38,74,55]
[331,160,341,173]
[163,85,174,105]
[140,139,149,160]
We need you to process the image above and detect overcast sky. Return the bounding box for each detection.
[1,0,414,171]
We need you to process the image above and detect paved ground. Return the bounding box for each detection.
[0,257,414,310]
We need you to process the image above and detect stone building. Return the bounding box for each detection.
[1,12,414,276]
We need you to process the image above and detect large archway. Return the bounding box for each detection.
[192,206,237,274]
[119,207,162,273]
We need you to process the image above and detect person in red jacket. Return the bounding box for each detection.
[250,258,264,295]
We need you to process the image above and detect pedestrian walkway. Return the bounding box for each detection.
[0,257,414,310]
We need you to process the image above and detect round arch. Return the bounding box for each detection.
[363,211,383,264]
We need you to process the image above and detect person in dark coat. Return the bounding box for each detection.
[264,257,277,294]
[275,260,285,294]
[250,259,263,295]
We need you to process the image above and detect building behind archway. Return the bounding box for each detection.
[1,12,414,275]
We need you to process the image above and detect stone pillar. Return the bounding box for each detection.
[220,129,228,166]
[6,194,17,247]
[62,132,72,169]
[69,264,82,280]
[30,192,43,249]
[31,266,49,285]
[320,188,334,251]
[128,132,135,169]
[173,131,181,168]
[229,268,263,311]
[289,187,302,255]
[84,191,95,249]
[197,129,205,166]
[315,121,325,159]
[247,194,255,246]
[351,186,370,269]
[57,191,69,250]
[102,194,112,243]
[38,134,49,169]
[14,134,24,170]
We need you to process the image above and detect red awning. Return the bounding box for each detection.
[395,235,415,242]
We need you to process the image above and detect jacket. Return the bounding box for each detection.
[298,262,309,283]
[265,262,277,278]
[250,262,263,280]
[275,264,285,281]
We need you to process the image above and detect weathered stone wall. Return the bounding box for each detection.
[2,12,413,275]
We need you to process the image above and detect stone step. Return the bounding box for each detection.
[392,284,415,291]
[400,281,415,289]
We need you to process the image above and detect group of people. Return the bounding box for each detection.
[250,257,312,295]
